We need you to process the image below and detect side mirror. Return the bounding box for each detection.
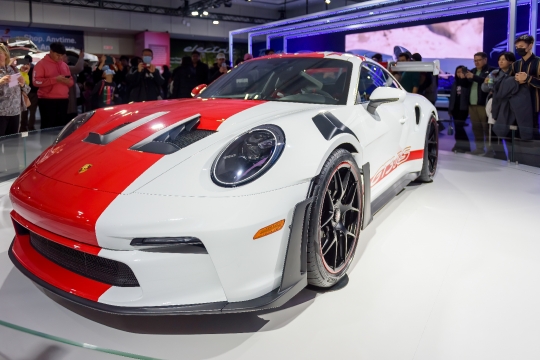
[191,84,207,97]
[369,86,406,102]
[367,87,406,115]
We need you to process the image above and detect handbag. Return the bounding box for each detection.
[21,90,31,108]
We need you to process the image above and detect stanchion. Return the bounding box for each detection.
[509,125,518,163]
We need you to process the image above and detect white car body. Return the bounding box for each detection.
[9,53,437,314]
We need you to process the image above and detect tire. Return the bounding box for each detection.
[417,114,439,183]
[307,148,363,288]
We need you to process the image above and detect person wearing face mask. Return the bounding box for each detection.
[512,34,540,135]
[449,66,472,153]
[126,48,164,102]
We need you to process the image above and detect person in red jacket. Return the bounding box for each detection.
[33,42,73,129]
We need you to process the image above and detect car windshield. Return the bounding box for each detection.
[199,58,353,105]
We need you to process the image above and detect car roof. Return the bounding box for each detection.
[252,52,373,64]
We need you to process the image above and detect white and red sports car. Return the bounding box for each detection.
[9,53,439,314]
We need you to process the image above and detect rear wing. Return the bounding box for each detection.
[387,60,440,75]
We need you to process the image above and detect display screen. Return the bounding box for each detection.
[345,18,484,74]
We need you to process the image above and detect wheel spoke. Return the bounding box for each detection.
[335,170,344,201]
[333,230,339,270]
[323,237,336,256]
[340,169,351,201]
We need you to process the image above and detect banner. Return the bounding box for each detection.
[0,25,84,51]
[170,39,247,68]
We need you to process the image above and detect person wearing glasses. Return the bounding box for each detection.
[512,34,540,136]
[465,52,493,155]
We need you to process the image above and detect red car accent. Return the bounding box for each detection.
[371,148,424,187]
[10,232,111,302]
[10,168,118,246]
[11,211,102,255]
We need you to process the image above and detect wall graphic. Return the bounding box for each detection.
[170,39,247,68]
[345,18,484,73]
[0,25,84,51]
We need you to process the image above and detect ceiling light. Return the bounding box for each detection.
[213,20,219,24]
[191,10,199,15]
[203,10,209,15]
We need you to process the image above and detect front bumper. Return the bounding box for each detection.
[9,196,313,315]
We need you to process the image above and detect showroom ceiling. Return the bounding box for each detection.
[16,0,352,24]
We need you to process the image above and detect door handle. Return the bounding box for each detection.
[399,117,407,124]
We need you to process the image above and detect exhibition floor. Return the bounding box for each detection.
[0,151,539,359]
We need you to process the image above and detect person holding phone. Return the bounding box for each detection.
[126,48,164,102]
[33,42,73,129]
[209,53,230,83]
[0,43,30,136]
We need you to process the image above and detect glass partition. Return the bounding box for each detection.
[0,127,62,182]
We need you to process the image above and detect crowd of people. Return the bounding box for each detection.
[2,37,540,160]
[0,42,255,136]
[446,34,539,157]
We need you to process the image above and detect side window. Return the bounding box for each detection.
[356,62,398,104]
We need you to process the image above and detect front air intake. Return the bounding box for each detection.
[30,232,140,287]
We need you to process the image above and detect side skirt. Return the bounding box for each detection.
[371,172,420,217]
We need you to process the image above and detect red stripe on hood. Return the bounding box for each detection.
[34,98,265,194]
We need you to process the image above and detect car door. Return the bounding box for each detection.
[348,62,408,198]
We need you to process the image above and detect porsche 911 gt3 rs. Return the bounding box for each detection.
[9,52,439,314]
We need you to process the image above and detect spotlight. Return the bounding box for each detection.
[191,10,199,15]
[203,10,209,15]
[213,20,219,24]
[325,0,330,3]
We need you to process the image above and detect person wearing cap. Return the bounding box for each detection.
[33,42,74,129]
[91,66,117,109]
[209,52,230,83]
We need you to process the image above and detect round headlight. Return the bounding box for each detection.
[211,125,285,187]
[55,111,95,144]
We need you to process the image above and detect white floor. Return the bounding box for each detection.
[0,151,539,360]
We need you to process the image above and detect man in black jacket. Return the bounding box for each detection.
[466,52,493,155]
[126,48,164,102]
[171,51,209,99]
[512,34,540,135]
[209,53,230,83]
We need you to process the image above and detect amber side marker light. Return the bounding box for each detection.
[253,220,285,240]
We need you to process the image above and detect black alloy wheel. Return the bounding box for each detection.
[418,114,438,182]
[307,149,362,288]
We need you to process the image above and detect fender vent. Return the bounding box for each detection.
[131,115,215,155]
[415,106,421,125]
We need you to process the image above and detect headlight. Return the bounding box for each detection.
[211,124,285,187]
[54,111,95,144]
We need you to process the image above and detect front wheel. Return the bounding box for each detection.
[417,114,439,183]
[307,149,363,288]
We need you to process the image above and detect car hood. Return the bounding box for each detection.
[33,98,327,194]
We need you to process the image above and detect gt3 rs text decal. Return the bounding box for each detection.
[370,147,424,187]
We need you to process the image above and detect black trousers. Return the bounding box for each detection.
[38,98,69,129]
[453,117,471,152]
[0,115,20,136]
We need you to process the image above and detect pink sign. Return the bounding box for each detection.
[135,31,170,67]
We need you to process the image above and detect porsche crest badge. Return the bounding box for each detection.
[78,164,92,174]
